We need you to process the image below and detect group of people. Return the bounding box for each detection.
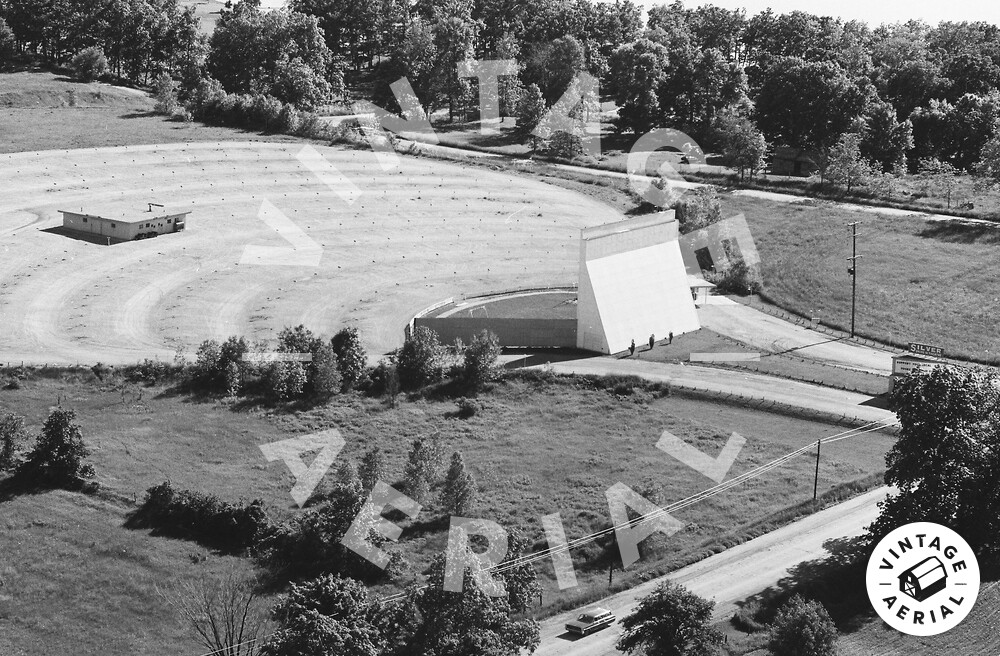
[628,331,673,356]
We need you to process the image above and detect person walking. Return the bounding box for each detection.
[648,334,655,350]
[629,339,636,357]
[668,331,674,344]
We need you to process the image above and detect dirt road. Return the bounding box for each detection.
[534,486,888,656]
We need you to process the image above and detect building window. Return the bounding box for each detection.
[167,219,172,224]
[82,217,88,223]
[111,223,116,228]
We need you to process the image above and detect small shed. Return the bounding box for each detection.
[899,555,948,602]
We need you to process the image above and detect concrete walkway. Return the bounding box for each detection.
[537,357,896,424]
[698,296,896,375]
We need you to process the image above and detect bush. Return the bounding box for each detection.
[731,599,769,633]
[455,397,479,418]
[276,103,300,133]
[263,360,307,401]
[0,18,17,66]
[309,344,341,398]
[396,327,444,391]
[153,73,179,114]
[705,255,763,295]
[191,337,249,393]
[0,413,27,470]
[122,358,171,384]
[674,186,722,232]
[461,330,501,392]
[331,327,368,391]
[139,481,272,552]
[20,408,95,487]
[768,595,837,656]
[70,46,109,82]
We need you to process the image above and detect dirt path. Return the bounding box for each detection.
[0,141,622,365]
[534,486,888,656]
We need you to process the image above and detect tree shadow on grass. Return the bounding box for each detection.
[733,535,875,634]
[0,468,98,504]
[119,110,161,119]
[917,222,1000,245]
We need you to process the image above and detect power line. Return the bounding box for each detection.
[376,420,897,605]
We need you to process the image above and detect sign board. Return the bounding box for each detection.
[893,357,939,377]
[909,342,944,358]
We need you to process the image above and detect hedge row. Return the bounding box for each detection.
[138,481,272,552]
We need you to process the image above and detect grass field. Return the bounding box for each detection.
[837,582,1000,656]
[0,71,283,154]
[0,370,896,653]
[724,194,1000,363]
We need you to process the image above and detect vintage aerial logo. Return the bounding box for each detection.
[866,522,980,636]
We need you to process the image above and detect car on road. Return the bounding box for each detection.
[565,607,616,636]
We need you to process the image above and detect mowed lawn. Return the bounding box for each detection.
[0,491,268,656]
[0,371,895,654]
[0,71,296,154]
[725,195,1000,363]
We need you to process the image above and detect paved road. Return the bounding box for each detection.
[697,296,895,375]
[534,486,889,656]
[540,358,896,424]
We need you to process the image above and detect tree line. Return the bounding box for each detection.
[7,0,1000,180]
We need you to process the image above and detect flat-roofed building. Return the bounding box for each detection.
[59,204,189,243]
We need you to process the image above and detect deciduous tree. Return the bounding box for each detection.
[616,581,723,656]
[767,595,838,656]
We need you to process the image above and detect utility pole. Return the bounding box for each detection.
[813,437,822,502]
[847,222,862,337]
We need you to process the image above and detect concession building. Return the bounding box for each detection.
[60,204,189,243]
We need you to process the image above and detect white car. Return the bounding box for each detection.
[565,607,616,636]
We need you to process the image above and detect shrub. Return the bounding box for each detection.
[455,397,479,419]
[153,73,179,114]
[255,483,396,581]
[396,327,444,391]
[674,186,722,232]
[439,451,476,515]
[461,330,501,392]
[705,255,763,295]
[402,435,445,502]
[0,413,27,470]
[122,358,171,384]
[0,18,16,66]
[731,599,769,633]
[251,94,283,130]
[276,103,300,133]
[545,130,585,159]
[70,46,109,82]
[309,344,341,398]
[139,481,272,552]
[367,359,400,401]
[331,327,368,391]
[263,361,307,400]
[20,408,95,487]
[358,446,385,492]
[191,337,250,394]
[768,595,837,656]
